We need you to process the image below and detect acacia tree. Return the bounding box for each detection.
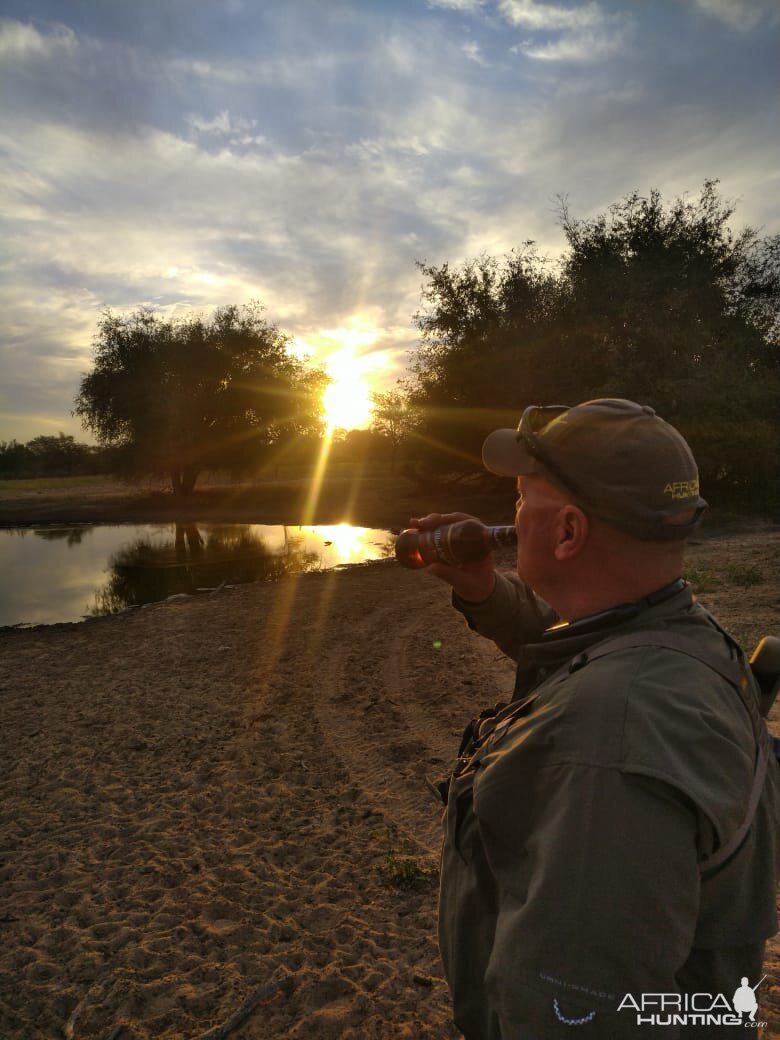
[75,303,327,496]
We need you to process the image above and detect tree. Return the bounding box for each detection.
[0,434,102,478]
[75,303,327,496]
[410,182,780,507]
[554,181,779,413]
[410,246,563,462]
[25,433,90,476]
[0,439,32,479]
[370,389,420,470]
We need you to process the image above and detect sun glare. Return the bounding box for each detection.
[293,319,394,433]
[322,349,375,431]
[322,378,373,431]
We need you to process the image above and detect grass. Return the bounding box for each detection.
[0,466,391,504]
[0,474,144,507]
[0,474,121,493]
[371,827,438,891]
[722,563,765,587]
[378,851,438,891]
[684,560,766,592]
[683,562,719,592]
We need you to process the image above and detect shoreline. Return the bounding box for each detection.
[0,476,516,532]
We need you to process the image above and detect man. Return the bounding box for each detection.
[413,399,778,1039]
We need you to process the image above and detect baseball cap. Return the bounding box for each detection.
[481,398,708,541]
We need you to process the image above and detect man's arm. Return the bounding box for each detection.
[452,572,556,662]
[409,511,556,661]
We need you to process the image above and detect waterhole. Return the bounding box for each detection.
[0,522,395,628]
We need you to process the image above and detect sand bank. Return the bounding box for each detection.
[1,530,778,1038]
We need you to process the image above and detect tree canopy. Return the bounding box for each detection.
[370,389,420,470]
[409,181,780,507]
[75,303,327,496]
[0,433,103,479]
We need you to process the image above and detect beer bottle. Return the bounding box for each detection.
[395,520,517,569]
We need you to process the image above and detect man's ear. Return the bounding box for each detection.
[553,505,588,560]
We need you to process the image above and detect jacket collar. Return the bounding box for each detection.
[513,580,694,694]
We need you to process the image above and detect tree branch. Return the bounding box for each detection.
[191,975,296,1040]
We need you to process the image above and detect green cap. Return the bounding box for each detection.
[481,398,707,541]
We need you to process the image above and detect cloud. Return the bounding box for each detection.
[1,74,477,427]
[0,17,76,58]
[498,0,603,31]
[426,0,486,11]
[692,0,780,31]
[512,29,622,61]
[0,18,178,138]
[498,0,628,63]
[184,109,268,151]
[462,40,489,64]
[0,3,778,439]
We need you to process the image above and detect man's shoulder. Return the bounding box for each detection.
[550,609,755,811]
[560,605,744,714]
[539,605,751,751]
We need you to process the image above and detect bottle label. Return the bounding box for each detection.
[490,526,518,548]
[433,525,458,565]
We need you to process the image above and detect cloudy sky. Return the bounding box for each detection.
[1,0,778,440]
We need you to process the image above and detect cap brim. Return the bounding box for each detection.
[482,428,539,477]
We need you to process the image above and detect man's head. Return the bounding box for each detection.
[482,398,706,543]
[482,400,706,616]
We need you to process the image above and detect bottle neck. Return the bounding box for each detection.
[488,525,517,547]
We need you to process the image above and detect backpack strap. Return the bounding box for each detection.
[576,630,761,734]
[563,628,771,873]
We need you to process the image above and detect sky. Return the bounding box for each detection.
[1,0,778,440]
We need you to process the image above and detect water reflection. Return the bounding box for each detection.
[90,523,322,616]
[0,521,395,628]
[35,527,92,546]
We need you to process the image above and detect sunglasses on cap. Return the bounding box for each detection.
[516,404,593,506]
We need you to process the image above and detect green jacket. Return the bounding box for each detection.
[439,575,778,1039]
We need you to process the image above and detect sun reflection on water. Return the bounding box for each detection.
[295,523,392,566]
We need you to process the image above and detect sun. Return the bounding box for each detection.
[323,379,373,431]
[322,351,374,431]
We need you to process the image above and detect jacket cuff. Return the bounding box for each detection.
[452,571,528,633]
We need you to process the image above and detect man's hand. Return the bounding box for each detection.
[409,512,498,604]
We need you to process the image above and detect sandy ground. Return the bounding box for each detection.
[1,527,779,1039]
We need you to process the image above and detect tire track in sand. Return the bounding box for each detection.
[305,565,516,854]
